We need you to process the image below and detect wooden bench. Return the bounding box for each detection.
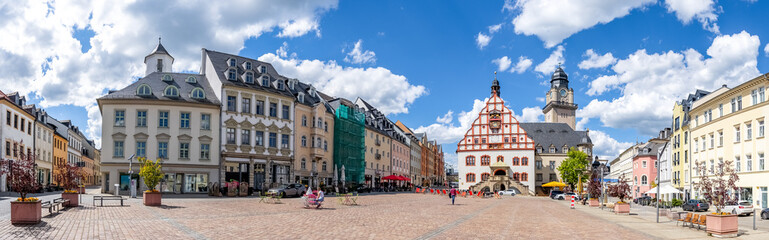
[93,196,125,206]
[677,213,692,227]
[688,214,700,228]
[695,215,706,230]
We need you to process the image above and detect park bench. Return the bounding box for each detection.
[53,198,70,208]
[41,200,65,215]
[93,196,125,206]
[677,213,692,226]
[688,214,700,228]
[694,215,706,230]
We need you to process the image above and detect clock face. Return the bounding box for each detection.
[560,89,567,97]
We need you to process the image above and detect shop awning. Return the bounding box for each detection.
[383,175,400,180]
[644,184,682,195]
[541,181,567,188]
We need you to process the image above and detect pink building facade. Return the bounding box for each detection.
[631,141,665,199]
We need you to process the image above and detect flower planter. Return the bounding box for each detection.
[78,186,86,194]
[706,214,738,238]
[614,203,630,214]
[589,198,599,207]
[61,192,79,207]
[143,191,162,206]
[10,201,42,224]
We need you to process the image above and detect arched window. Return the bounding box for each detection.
[301,136,307,147]
[245,72,254,83]
[186,76,197,83]
[497,156,504,162]
[324,141,328,151]
[162,74,173,82]
[322,161,327,171]
[513,172,520,181]
[480,155,490,166]
[317,118,323,128]
[466,173,476,182]
[164,86,179,97]
[261,75,270,86]
[521,157,529,166]
[481,173,490,181]
[136,84,151,96]
[641,175,648,185]
[562,146,569,153]
[513,157,520,166]
[465,156,475,166]
[301,158,306,169]
[301,115,307,126]
[190,88,205,99]
[521,173,528,181]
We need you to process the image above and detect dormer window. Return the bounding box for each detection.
[191,88,205,99]
[228,69,237,81]
[245,72,254,83]
[309,88,317,98]
[259,65,267,73]
[298,93,305,103]
[228,59,236,67]
[186,76,196,83]
[562,146,568,153]
[549,146,556,153]
[244,62,252,70]
[136,84,152,96]
[162,74,173,82]
[277,80,284,90]
[164,86,179,97]
[261,75,270,87]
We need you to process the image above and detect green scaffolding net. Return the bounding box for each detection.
[333,104,366,184]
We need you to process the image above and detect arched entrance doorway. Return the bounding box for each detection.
[494,169,506,176]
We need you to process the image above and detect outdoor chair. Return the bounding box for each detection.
[688,214,700,228]
[677,213,692,226]
[696,215,706,230]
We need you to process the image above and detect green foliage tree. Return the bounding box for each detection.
[556,147,590,190]
[138,157,164,192]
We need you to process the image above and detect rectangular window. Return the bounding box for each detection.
[20,118,24,132]
[675,117,680,130]
[737,96,743,110]
[137,111,147,127]
[752,89,758,105]
[760,153,765,171]
[708,109,712,122]
[709,134,714,148]
[255,131,264,146]
[747,123,752,140]
[269,133,277,148]
[179,113,190,128]
[200,144,210,159]
[761,87,766,103]
[735,156,741,172]
[136,141,146,157]
[731,98,736,113]
[179,143,189,159]
[242,98,251,113]
[549,161,555,170]
[536,174,543,181]
[114,110,125,126]
[718,131,723,146]
[255,100,264,115]
[760,120,765,138]
[710,159,715,174]
[114,141,124,157]
[241,129,250,145]
[226,128,236,144]
[535,160,542,169]
[158,111,169,128]
[5,111,10,125]
[549,174,556,181]
[735,126,741,142]
[13,114,17,129]
[746,155,752,172]
[158,142,168,159]
[282,105,290,119]
[719,104,723,117]
[201,114,211,130]
[281,134,289,148]
[227,96,237,112]
[269,103,277,117]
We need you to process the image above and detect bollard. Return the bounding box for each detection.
[754,208,757,230]
[570,196,575,209]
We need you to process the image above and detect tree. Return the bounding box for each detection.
[138,157,164,192]
[587,171,602,199]
[0,148,41,200]
[54,163,82,192]
[556,147,590,190]
[608,174,631,203]
[695,160,739,214]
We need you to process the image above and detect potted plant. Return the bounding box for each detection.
[54,163,82,207]
[1,149,42,224]
[138,157,164,206]
[608,174,632,214]
[587,171,601,207]
[695,160,740,238]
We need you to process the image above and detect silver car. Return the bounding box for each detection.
[722,201,754,216]
[267,183,307,198]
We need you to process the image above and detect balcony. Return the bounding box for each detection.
[312,126,325,137]
[375,140,381,146]
[375,153,381,160]
[311,146,325,158]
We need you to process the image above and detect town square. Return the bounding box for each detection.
[2,0,769,239]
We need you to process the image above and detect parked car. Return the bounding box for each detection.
[762,208,769,220]
[352,184,371,193]
[267,183,306,198]
[555,192,577,200]
[682,199,710,212]
[722,201,754,216]
[634,196,652,205]
[549,190,564,199]
[498,190,517,196]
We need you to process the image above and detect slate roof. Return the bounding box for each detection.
[203,49,294,98]
[635,141,665,157]
[289,81,333,114]
[98,72,220,106]
[145,40,174,62]
[519,122,592,154]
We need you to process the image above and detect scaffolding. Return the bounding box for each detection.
[333,104,366,184]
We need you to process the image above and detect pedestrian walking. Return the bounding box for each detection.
[449,187,457,205]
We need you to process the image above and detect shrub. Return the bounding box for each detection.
[138,157,164,192]
[671,198,683,207]
[608,174,631,203]
[587,171,602,199]
[0,149,41,200]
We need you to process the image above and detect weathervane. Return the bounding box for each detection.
[494,71,497,80]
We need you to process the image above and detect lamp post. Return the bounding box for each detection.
[126,154,135,198]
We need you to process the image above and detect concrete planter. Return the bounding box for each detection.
[706,214,738,238]
[614,203,630,214]
[589,198,599,207]
[143,192,162,206]
[61,192,79,207]
[10,201,42,224]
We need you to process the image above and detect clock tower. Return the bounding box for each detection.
[542,66,577,129]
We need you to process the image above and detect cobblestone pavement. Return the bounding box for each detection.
[0,193,654,240]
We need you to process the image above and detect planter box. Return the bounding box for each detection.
[78,186,86,194]
[614,203,630,214]
[10,201,42,224]
[707,214,738,238]
[143,192,162,206]
[61,192,79,207]
[589,198,599,207]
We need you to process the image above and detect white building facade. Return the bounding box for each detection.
[1,91,35,192]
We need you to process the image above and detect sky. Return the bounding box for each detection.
[2,0,769,169]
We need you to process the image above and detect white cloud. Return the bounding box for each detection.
[512,56,533,73]
[578,49,617,69]
[764,43,769,57]
[0,0,338,148]
[476,32,492,49]
[510,0,655,47]
[488,23,503,34]
[259,52,425,115]
[343,39,376,64]
[589,130,633,159]
[536,97,545,102]
[535,45,565,74]
[436,111,454,124]
[575,117,590,131]
[492,56,512,72]
[580,31,760,135]
[516,107,544,122]
[663,0,719,33]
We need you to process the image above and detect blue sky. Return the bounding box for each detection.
[3,0,769,168]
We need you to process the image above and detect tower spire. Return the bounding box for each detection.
[491,71,500,97]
